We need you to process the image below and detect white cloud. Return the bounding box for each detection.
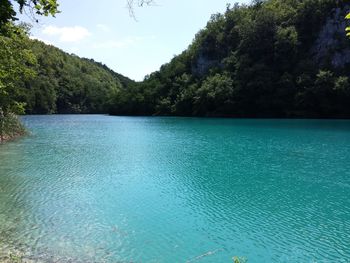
[92,36,156,49]
[96,24,111,33]
[29,36,53,45]
[42,25,91,43]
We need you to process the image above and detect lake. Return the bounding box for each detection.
[0,115,350,262]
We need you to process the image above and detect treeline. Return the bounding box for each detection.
[0,24,133,116]
[109,0,350,118]
[2,0,350,120]
[23,40,133,114]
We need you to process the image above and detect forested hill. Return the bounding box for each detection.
[22,39,134,114]
[109,0,350,118]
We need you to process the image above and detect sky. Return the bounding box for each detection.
[21,0,250,81]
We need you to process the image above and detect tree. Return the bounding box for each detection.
[0,0,153,29]
[0,23,36,140]
[109,0,350,118]
[194,73,235,115]
[0,0,59,29]
[0,24,36,114]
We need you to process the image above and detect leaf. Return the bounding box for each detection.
[34,4,42,10]
[346,13,350,19]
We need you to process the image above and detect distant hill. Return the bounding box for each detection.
[109,0,350,118]
[22,39,134,114]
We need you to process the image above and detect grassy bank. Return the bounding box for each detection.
[0,112,26,143]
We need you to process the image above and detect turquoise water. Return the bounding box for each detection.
[0,115,350,262]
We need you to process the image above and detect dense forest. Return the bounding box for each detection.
[1,0,350,126]
[1,36,131,117]
[109,0,350,118]
[22,40,133,114]
[0,0,132,117]
[0,0,130,141]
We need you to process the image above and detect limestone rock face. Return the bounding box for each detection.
[191,50,221,77]
[312,6,350,69]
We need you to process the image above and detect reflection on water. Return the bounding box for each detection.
[0,115,350,262]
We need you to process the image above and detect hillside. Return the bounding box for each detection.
[109,0,350,118]
[21,39,134,114]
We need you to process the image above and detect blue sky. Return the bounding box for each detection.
[23,0,250,81]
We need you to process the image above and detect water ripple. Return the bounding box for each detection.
[0,116,349,262]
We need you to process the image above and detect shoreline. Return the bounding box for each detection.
[0,113,27,144]
[0,131,26,144]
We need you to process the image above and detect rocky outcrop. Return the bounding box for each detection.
[312,6,350,68]
[0,112,26,143]
[191,50,222,77]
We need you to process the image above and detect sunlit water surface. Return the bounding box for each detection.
[0,115,350,262]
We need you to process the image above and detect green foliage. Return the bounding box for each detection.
[2,0,350,120]
[0,23,131,116]
[21,40,126,114]
[0,111,26,142]
[194,73,235,115]
[0,23,36,114]
[0,0,58,140]
[0,0,59,30]
[109,0,350,118]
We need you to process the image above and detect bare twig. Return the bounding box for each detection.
[126,0,156,20]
